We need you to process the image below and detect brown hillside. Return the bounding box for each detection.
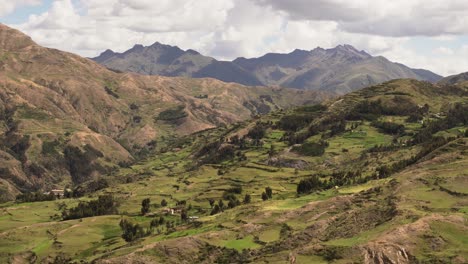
[0,24,328,201]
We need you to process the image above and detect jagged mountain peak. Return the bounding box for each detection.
[93,40,442,93]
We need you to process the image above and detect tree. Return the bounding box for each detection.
[120,218,146,242]
[265,187,273,199]
[228,199,237,209]
[150,218,159,230]
[268,145,276,158]
[211,204,220,215]
[261,192,268,201]
[141,198,150,215]
[181,209,188,222]
[243,194,251,204]
[161,199,168,207]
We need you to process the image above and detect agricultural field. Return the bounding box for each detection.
[0,79,467,263]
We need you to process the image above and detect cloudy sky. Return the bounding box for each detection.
[1,0,468,76]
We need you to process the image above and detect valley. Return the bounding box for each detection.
[0,74,467,263]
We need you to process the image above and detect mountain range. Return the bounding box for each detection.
[0,24,326,201]
[0,23,467,264]
[93,43,442,94]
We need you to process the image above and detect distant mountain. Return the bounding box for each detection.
[93,43,442,94]
[92,43,262,86]
[438,71,468,85]
[0,24,326,201]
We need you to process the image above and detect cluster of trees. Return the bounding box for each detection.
[283,115,347,145]
[261,187,273,201]
[378,136,454,178]
[194,139,236,164]
[119,218,148,242]
[292,141,329,156]
[412,103,468,144]
[276,105,326,132]
[371,121,405,135]
[64,144,105,185]
[62,194,118,220]
[346,98,421,121]
[297,175,323,194]
[120,216,176,242]
[156,105,188,121]
[210,186,253,215]
[367,144,399,153]
[247,122,268,140]
[297,170,365,194]
[16,192,57,202]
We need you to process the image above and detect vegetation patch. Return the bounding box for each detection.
[156,105,188,121]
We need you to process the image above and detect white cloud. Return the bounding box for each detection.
[255,0,468,37]
[434,47,454,55]
[8,0,468,76]
[0,0,42,17]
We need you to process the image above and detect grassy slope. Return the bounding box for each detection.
[0,80,467,263]
[0,24,328,201]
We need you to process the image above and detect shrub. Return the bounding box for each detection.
[292,141,328,156]
[297,175,323,194]
[141,198,150,215]
[156,105,188,121]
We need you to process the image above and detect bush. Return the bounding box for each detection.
[265,187,272,199]
[156,105,188,121]
[297,175,323,194]
[243,194,251,204]
[247,122,268,140]
[292,141,328,156]
[104,86,119,98]
[141,198,150,215]
[372,121,405,135]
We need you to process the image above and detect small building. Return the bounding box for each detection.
[43,189,71,198]
[162,208,182,215]
[188,216,199,222]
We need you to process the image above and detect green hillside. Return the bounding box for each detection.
[0,79,467,263]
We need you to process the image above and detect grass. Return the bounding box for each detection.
[222,235,261,250]
[0,79,467,262]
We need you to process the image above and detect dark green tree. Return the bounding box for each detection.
[265,187,273,199]
[210,204,220,215]
[141,198,150,215]
[181,209,188,222]
[243,194,251,204]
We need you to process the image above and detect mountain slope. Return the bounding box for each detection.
[438,71,468,85]
[93,43,442,94]
[0,79,466,263]
[0,24,326,201]
[92,43,262,86]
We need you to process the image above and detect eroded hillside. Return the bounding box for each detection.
[0,24,327,201]
[0,79,466,263]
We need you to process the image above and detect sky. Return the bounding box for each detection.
[1,0,468,76]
